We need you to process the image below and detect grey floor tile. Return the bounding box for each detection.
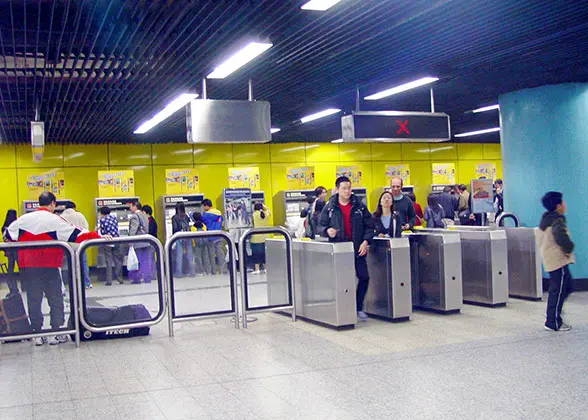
[0,404,33,420]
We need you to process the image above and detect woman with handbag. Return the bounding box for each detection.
[128,201,155,284]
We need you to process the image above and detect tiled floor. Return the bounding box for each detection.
[1,290,587,420]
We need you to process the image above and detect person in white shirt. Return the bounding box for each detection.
[61,202,92,289]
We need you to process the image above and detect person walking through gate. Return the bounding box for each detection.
[318,176,375,322]
[537,191,575,332]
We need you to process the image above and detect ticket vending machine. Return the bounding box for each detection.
[352,187,368,204]
[274,190,316,233]
[159,194,204,241]
[94,197,139,237]
[23,199,72,215]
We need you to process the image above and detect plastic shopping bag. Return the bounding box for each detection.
[127,246,139,271]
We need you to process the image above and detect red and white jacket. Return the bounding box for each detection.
[7,208,101,268]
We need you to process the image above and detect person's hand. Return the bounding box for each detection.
[327,228,337,238]
[358,240,368,257]
[101,235,114,241]
[469,214,475,220]
[402,224,410,231]
[378,233,385,238]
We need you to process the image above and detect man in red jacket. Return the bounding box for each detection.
[7,192,103,346]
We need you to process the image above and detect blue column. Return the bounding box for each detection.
[499,83,588,279]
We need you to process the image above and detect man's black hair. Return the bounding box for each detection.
[39,191,57,207]
[142,205,153,215]
[443,186,452,193]
[65,201,76,209]
[335,176,351,188]
[99,206,111,215]
[542,191,563,212]
[202,198,213,207]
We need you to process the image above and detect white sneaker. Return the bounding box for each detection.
[250,270,262,275]
[559,323,572,331]
[357,311,369,322]
[48,335,69,345]
[34,336,47,346]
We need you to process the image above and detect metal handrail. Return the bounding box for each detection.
[76,235,167,333]
[238,227,296,328]
[0,241,80,347]
[165,231,239,336]
[496,212,520,227]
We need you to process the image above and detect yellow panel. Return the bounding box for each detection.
[338,143,372,162]
[457,144,484,160]
[0,169,19,267]
[305,143,339,162]
[370,161,401,208]
[429,144,457,160]
[401,144,430,160]
[151,144,194,165]
[352,162,373,210]
[405,161,433,207]
[193,144,233,164]
[269,143,306,163]
[196,164,232,205]
[255,163,274,225]
[457,161,478,185]
[16,144,64,168]
[109,165,154,207]
[233,144,270,164]
[269,162,308,195]
[313,162,339,193]
[371,143,402,161]
[483,143,502,160]
[63,145,108,167]
[109,144,152,166]
[495,160,503,179]
[0,145,16,168]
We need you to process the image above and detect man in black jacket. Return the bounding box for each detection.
[317,176,375,321]
[390,177,416,235]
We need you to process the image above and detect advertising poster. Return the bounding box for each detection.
[165,168,200,194]
[385,164,411,185]
[336,165,362,185]
[26,171,66,200]
[432,163,456,184]
[470,178,495,214]
[98,170,135,197]
[223,188,252,229]
[228,167,260,190]
[286,166,315,189]
[475,163,497,180]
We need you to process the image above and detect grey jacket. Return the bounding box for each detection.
[129,211,150,248]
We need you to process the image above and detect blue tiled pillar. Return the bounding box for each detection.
[499,83,588,278]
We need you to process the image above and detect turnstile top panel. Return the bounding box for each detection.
[373,237,410,250]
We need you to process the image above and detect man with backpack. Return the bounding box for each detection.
[317,177,375,322]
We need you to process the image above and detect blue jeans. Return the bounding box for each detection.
[173,240,194,277]
[82,253,91,287]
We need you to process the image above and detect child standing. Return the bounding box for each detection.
[537,191,575,332]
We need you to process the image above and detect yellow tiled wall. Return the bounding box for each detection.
[0,142,502,250]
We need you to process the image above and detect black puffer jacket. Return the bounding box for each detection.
[317,194,375,252]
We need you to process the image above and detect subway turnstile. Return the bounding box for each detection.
[365,237,412,321]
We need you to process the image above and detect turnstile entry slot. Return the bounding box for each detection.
[265,239,356,329]
[365,237,412,322]
[406,232,462,314]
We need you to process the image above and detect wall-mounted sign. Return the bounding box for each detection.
[26,170,66,200]
[336,165,362,186]
[98,170,135,197]
[385,164,410,185]
[475,163,497,180]
[286,166,315,189]
[228,167,260,190]
[471,178,494,214]
[342,111,451,142]
[222,188,252,229]
[432,163,455,185]
[165,168,199,194]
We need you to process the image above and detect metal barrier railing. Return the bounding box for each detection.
[76,235,167,333]
[496,212,520,227]
[0,241,80,347]
[238,227,295,328]
[165,231,239,336]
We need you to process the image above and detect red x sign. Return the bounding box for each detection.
[397,120,410,135]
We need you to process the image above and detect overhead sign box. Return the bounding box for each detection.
[186,99,271,144]
[342,111,451,143]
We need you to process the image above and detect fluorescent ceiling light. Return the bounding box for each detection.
[301,0,342,11]
[472,104,500,113]
[364,77,439,100]
[331,138,344,144]
[455,127,500,137]
[270,128,281,134]
[300,108,341,123]
[207,42,272,79]
[134,93,198,134]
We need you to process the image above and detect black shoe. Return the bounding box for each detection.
[105,282,112,286]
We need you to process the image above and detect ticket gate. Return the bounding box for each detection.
[421,228,508,307]
[265,239,356,329]
[406,232,462,314]
[365,238,412,321]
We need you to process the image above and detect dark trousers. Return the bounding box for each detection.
[355,256,370,312]
[5,252,19,293]
[545,264,574,330]
[103,245,123,285]
[21,267,65,332]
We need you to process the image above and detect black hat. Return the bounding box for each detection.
[541,191,563,212]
